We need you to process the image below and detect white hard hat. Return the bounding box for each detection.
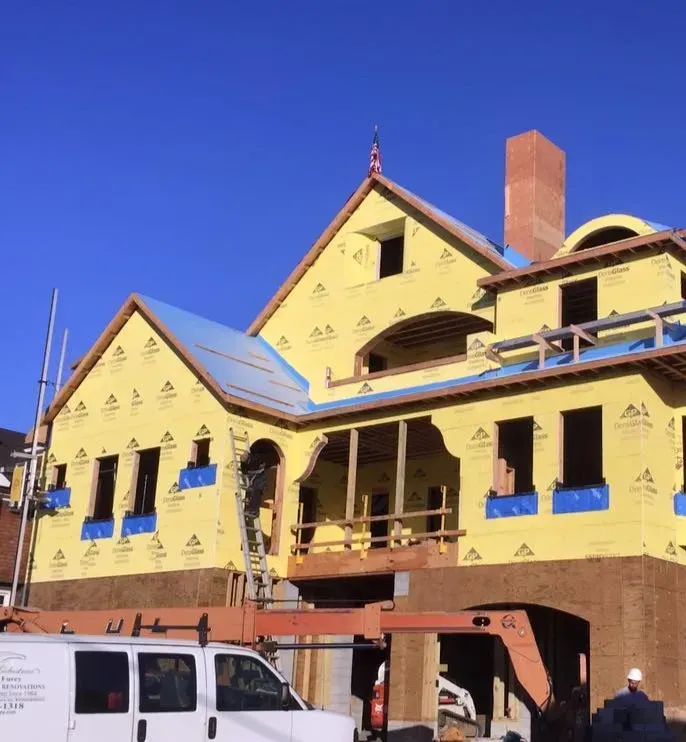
[627,668,642,682]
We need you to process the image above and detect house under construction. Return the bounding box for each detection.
[17,130,686,739]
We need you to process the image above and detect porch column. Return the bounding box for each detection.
[393,420,407,543]
[345,429,358,549]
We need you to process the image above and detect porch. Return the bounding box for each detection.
[288,417,465,579]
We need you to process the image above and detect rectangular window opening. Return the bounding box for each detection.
[370,492,389,548]
[495,418,534,495]
[562,406,603,488]
[298,486,317,546]
[379,235,404,279]
[560,278,598,351]
[681,273,686,302]
[192,438,211,469]
[138,653,197,713]
[93,455,118,521]
[427,486,443,533]
[75,651,129,714]
[133,448,160,515]
[52,463,67,490]
[368,353,388,374]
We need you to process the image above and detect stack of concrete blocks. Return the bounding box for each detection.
[590,699,674,742]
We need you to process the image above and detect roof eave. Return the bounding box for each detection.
[296,342,686,423]
[477,229,686,290]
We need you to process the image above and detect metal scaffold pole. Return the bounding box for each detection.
[10,288,58,606]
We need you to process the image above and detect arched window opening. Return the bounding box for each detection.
[356,311,492,377]
[573,226,638,252]
[249,439,284,556]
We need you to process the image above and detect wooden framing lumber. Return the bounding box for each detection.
[646,309,676,348]
[344,429,359,548]
[393,420,407,542]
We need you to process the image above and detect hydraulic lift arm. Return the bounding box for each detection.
[0,602,553,714]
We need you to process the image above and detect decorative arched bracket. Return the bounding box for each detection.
[294,435,328,484]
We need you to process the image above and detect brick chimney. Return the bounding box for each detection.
[504,130,565,263]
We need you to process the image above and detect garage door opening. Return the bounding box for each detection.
[440,604,589,742]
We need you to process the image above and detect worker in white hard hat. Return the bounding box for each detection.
[613,668,649,704]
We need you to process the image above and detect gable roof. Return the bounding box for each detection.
[42,294,310,428]
[246,173,517,336]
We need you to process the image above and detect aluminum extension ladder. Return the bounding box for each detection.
[229,428,273,604]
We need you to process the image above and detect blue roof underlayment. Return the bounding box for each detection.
[139,295,686,419]
[140,296,311,415]
[392,184,532,269]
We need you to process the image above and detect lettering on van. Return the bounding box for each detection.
[0,652,46,716]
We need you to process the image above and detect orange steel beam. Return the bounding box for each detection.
[1,603,552,713]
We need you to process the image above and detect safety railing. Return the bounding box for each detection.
[290,485,465,562]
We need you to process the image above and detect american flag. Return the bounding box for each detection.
[368,126,382,176]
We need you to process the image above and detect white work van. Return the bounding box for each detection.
[0,633,357,742]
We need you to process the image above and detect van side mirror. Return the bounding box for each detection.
[280,682,291,710]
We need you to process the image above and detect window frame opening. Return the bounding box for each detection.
[190,438,211,469]
[298,485,317,546]
[247,439,285,556]
[560,278,598,352]
[560,406,603,489]
[367,352,388,374]
[131,447,161,516]
[91,455,119,521]
[51,463,67,491]
[493,417,534,496]
[378,235,405,279]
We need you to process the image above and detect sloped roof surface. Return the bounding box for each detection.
[140,296,310,415]
[392,183,530,268]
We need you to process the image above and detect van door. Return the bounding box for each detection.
[205,647,293,742]
[68,643,134,742]
[133,646,206,742]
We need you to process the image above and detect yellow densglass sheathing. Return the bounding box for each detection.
[31,185,686,587]
[297,372,684,568]
[32,311,227,582]
[258,185,497,400]
[495,252,684,359]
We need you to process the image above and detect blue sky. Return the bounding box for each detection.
[2,1,686,431]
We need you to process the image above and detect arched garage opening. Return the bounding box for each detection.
[439,604,589,741]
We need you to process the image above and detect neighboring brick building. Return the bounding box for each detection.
[24,129,686,739]
[0,426,28,604]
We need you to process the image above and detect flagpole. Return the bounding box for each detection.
[368,125,382,177]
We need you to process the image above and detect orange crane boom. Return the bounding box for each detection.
[0,601,553,714]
